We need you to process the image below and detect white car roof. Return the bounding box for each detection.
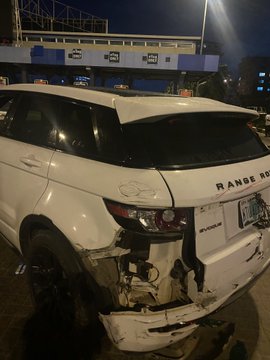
[4,83,258,124]
[114,96,257,124]
[4,83,116,108]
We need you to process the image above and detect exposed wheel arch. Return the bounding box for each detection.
[20,214,63,256]
[19,215,108,310]
[25,229,105,355]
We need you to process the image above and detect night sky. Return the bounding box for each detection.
[46,0,270,74]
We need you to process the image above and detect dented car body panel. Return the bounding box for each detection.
[34,152,172,250]
[0,84,270,353]
[100,244,270,352]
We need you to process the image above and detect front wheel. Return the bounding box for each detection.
[25,229,103,358]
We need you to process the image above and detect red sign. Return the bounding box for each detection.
[34,79,48,85]
[179,89,193,97]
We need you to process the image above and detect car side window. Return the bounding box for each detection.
[7,94,57,147]
[57,100,126,164]
[57,101,97,155]
[0,94,16,134]
[92,105,126,162]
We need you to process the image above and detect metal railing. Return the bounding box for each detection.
[19,0,108,33]
[22,30,199,51]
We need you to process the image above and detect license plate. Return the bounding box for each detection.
[238,195,262,229]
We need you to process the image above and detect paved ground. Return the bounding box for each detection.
[1,236,270,360]
[0,239,33,360]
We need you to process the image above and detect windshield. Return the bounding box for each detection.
[122,112,268,169]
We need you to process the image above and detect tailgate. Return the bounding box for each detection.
[160,156,270,304]
[159,155,270,207]
[192,188,270,303]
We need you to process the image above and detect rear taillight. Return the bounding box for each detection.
[104,199,188,233]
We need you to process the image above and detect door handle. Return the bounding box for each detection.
[20,156,42,168]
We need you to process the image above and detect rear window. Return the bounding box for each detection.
[122,112,268,169]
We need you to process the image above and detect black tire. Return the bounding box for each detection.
[24,229,103,359]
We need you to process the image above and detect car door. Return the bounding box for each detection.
[0,91,57,249]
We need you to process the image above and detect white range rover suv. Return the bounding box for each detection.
[0,83,270,352]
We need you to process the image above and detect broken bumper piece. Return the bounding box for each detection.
[100,305,199,352]
[100,254,270,353]
[99,294,234,353]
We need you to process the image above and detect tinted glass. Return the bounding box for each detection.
[8,94,57,147]
[0,94,15,132]
[92,106,126,161]
[57,101,126,163]
[122,112,268,169]
[57,101,98,157]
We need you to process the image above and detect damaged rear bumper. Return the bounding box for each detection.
[99,300,227,352]
[99,255,270,353]
[100,303,201,352]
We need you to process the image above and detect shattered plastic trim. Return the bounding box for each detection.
[100,254,270,352]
